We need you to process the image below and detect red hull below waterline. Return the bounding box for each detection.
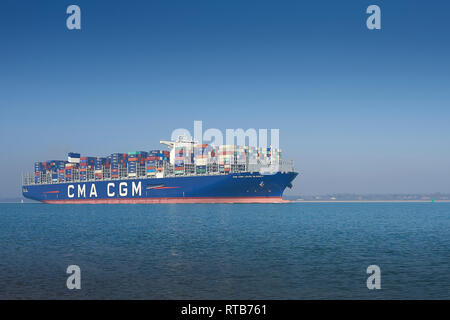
[42,196,290,204]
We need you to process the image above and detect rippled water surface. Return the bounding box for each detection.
[0,203,449,299]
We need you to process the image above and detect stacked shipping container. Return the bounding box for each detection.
[174,146,193,175]
[30,145,284,184]
[110,153,127,178]
[34,160,67,183]
[80,157,94,181]
[146,150,169,176]
[194,144,209,174]
[127,151,147,177]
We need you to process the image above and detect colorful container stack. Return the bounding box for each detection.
[174,147,184,175]
[218,145,235,173]
[80,157,95,181]
[103,156,111,179]
[42,160,68,182]
[111,153,128,178]
[33,160,68,183]
[58,167,65,182]
[146,150,169,176]
[34,162,42,173]
[94,157,107,180]
[34,162,43,183]
[29,143,284,184]
[174,146,193,175]
[49,160,67,182]
[127,151,148,177]
[65,163,78,181]
[146,156,157,176]
[194,144,210,174]
[159,150,170,170]
[68,152,80,164]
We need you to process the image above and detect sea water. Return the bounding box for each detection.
[0,202,448,299]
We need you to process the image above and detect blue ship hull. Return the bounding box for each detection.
[22,172,298,203]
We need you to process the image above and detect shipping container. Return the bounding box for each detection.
[68,152,81,163]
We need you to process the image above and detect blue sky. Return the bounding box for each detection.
[1,0,449,197]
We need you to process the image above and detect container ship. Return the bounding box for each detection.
[22,137,298,204]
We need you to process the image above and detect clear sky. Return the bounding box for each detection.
[1,0,449,197]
